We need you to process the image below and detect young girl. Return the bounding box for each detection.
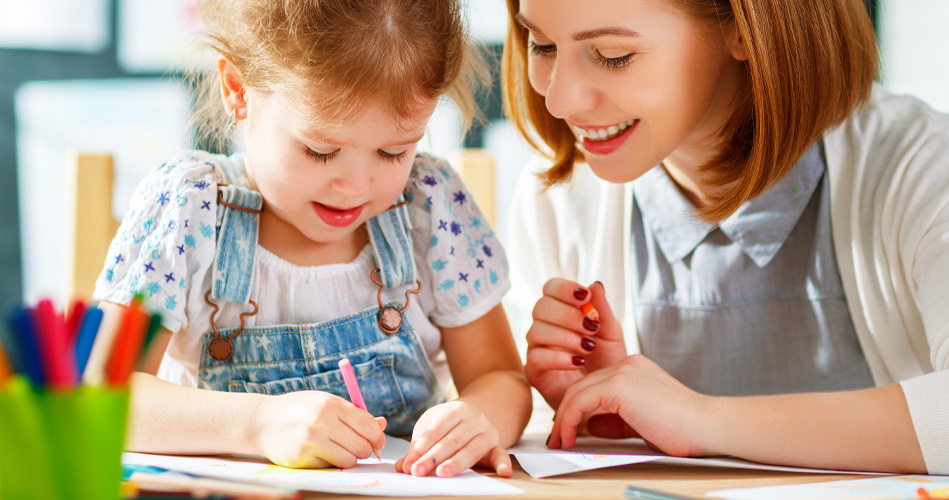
[88,0,531,477]
[503,0,948,475]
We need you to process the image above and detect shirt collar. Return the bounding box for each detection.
[633,142,825,267]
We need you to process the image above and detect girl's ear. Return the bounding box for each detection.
[217,55,248,120]
[725,21,749,62]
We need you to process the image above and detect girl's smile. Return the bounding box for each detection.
[311,202,366,228]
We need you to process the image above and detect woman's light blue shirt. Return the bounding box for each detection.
[630,143,875,396]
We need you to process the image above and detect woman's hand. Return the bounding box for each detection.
[548,354,713,457]
[395,400,511,478]
[254,390,387,469]
[525,279,628,409]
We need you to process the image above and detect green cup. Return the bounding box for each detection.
[0,376,129,500]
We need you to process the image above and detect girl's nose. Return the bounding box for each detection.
[330,164,371,199]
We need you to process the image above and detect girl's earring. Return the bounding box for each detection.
[227,108,238,134]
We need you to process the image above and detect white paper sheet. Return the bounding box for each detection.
[123,436,523,497]
[707,474,949,499]
[510,433,881,479]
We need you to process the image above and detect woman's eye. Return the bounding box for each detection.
[378,150,408,163]
[528,40,556,57]
[594,50,635,70]
[303,147,338,163]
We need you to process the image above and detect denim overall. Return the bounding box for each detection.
[196,156,440,435]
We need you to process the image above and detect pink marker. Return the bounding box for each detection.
[338,358,381,461]
[338,358,367,410]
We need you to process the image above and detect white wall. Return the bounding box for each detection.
[879,0,949,112]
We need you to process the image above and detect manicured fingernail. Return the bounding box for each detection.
[580,337,596,351]
[582,317,599,332]
[571,355,585,366]
[573,288,588,300]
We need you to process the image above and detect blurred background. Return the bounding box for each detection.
[0,0,946,309]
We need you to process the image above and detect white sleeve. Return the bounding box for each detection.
[505,160,568,336]
[899,132,949,474]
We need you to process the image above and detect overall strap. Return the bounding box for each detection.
[366,193,418,288]
[212,154,262,304]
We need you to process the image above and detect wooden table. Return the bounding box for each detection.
[305,459,880,500]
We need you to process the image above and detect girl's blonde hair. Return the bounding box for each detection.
[502,0,879,222]
[192,0,486,152]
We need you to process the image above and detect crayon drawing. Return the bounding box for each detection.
[122,436,522,497]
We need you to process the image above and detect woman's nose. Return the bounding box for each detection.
[543,56,600,120]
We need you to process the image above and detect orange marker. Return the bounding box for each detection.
[0,340,12,385]
[105,299,149,386]
[580,302,599,322]
[919,488,934,500]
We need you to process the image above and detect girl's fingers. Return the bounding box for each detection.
[485,446,513,478]
[333,427,377,463]
[429,431,495,477]
[410,418,481,476]
[401,410,464,474]
[320,433,367,469]
[340,411,386,451]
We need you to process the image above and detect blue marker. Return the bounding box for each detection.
[8,305,45,387]
[0,307,25,374]
[75,306,104,378]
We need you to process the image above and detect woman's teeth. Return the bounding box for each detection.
[575,119,636,141]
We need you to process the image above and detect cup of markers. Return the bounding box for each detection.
[0,296,160,500]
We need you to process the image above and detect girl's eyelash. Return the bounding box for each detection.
[304,146,408,164]
[303,147,338,163]
[528,40,556,56]
[595,51,635,70]
[379,150,408,163]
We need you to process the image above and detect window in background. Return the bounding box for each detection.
[117,0,207,74]
[879,0,949,112]
[15,79,191,305]
[0,0,109,53]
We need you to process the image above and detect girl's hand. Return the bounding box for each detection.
[395,400,511,478]
[548,354,713,457]
[254,390,387,469]
[525,279,628,410]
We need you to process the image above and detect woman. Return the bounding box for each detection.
[503,0,949,474]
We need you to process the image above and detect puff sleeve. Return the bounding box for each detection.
[406,154,510,328]
[92,151,222,334]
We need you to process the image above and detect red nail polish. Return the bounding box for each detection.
[572,355,585,366]
[573,288,588,300]
[580,337,596,351]
[582,317,599,332]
